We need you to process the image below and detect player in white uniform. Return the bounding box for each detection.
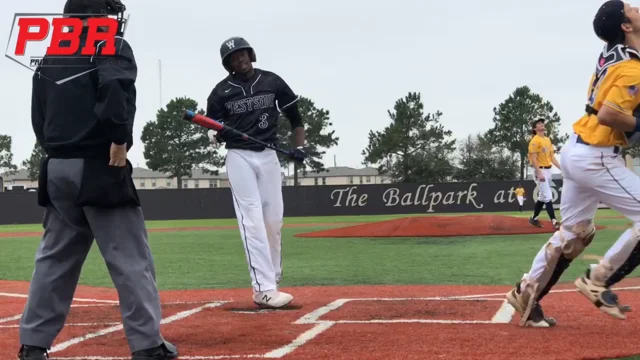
[506,0,640,327]
[206,37,306,308]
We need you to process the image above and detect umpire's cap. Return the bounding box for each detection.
[63,0,126,18]
[220,37,256,73]
[594,0,627,43]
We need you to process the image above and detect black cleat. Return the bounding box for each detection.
[131,341,178,360]
[529,217,543,228]
[17,345,48,360]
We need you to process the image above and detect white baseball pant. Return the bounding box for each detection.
[225,148,283,293]
[534,167,553,203]
[517,196,524,206]
[521,133,640,292]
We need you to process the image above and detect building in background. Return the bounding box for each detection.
[0,165,403,190]
[0,169,37,190]
[285,166,390,186]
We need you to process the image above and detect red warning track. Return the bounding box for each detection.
[2,279,640,359]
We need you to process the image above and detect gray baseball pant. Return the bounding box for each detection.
[18,158,164,353]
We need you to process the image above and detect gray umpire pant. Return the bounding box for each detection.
[19,158,164,353]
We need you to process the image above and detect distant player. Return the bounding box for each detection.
[527,118,561,229]
[206,37,306,308]
[515,184,525,212]
[506,0,640,327]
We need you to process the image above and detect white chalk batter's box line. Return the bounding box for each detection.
[295,297,513,325]
[34,286,640,359]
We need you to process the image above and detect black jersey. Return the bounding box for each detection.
[31,35,136,159]
[206,68,299,151]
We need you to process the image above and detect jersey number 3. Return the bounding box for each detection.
[588,68,609,107]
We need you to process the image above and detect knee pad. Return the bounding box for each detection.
[529,222,595,301]
[559,220,596,259]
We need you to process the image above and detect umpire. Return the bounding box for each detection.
[17,1,177,359]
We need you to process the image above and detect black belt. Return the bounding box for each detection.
[538,166,551,169]
[585,104,598,116]
[576,134,621,154]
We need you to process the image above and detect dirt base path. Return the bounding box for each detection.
[2,279,640,359]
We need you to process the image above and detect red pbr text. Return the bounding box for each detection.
[15,17,118,56]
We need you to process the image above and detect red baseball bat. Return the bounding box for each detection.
[182,110,294,157]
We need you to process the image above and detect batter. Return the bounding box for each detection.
[206,37,306,308]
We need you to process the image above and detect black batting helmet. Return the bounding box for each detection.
[220,37,256,73]
[63,0,128,35]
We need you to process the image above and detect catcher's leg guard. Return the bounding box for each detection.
[575,224,640,319]
[508,220,594,327]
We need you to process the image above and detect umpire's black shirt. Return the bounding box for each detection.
[206,68,300,151]
[31,30,136,159]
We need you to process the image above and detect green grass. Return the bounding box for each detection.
[1,209,638,359]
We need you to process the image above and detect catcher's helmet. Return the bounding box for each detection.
[63,0,128,35]
[220,37,256,73]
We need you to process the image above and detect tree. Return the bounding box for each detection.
[277,97,339,186]
[0,135,18,176]
[453,133,519,181]
[361,92,456,183]
[21,141,46,181]
[141,97,224,188]
[485,86,568,180]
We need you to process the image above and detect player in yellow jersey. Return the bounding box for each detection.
[506,0,640,328]
[515,184,525,212]
[527,119,561,229]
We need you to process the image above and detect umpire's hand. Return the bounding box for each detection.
[109,143,127,167]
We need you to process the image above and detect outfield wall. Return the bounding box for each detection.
[0,179,563,225]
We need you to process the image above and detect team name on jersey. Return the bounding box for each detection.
[224,94,276,115]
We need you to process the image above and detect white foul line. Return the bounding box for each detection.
[49,302,227,353]
[1,322,120,328]
[0,292,118,304]
[0,314,22,323]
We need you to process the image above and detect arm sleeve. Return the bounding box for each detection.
[603,69,640,115]
[282,103,303,129]
[93,37,137,145]
[275,75,299,111]
[31,71,46,149]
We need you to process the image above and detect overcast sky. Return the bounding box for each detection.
[0,0,612,173]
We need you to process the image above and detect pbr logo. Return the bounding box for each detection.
[5,13,129,83]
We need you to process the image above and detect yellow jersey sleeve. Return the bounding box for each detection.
[528,137,541,154]
[603,68,640,115]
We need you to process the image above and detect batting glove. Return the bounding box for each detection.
[290,146,307,163]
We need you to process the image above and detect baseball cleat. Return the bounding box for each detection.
[17,345,48,360]
[529,217,543,228]
[575,269,626,320]
[253,290,293,309]
[506,283,556,327]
